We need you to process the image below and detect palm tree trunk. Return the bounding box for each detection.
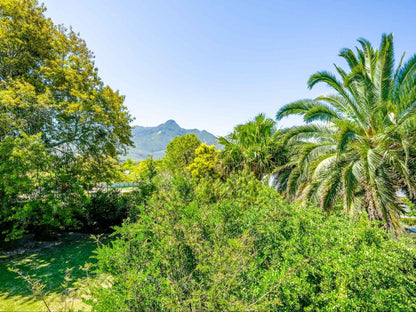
[364,185,395,229]
[364,185,379,221]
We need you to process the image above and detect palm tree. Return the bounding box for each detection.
[275,34,416,230]
[219,114,286,179]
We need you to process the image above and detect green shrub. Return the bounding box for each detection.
[124,179,157,221]
[82,190,127,233]
[91,175,416,311]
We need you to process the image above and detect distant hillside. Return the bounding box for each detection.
[122,120,219,161]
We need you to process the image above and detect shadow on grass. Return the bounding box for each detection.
[0,232,104,310]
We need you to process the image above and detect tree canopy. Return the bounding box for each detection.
[187,143,221,179]
[0,0,133,240]
[219,114,286,179]
[162,133,201,174]
[0,0,133,156]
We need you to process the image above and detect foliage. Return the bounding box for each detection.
[0,134,47,241]
[91,174,416,311]
[402,218,416,226]
[121,158,139,182]
[0,134,88,241]
[81,190,128,233]
[187,143,222,179]
[219,114,286,179]
[275,34,416,230]
[74,155,123,189]
[162,133,201,174]
[2,4,416,309]
[0,0,133,155]
[136,157,157,180]
[121,157,157,182]
[0,135,90,241]
[0,0,133,241]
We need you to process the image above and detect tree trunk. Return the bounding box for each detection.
[364,186,379,221]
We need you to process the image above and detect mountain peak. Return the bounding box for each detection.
[124,120,220,161]
[164,119,179,127]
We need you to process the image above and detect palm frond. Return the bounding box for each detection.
[274,34,416,230]
[283,124,335,144]
[276,99,315,120]
[320,164,343,211]
[339,48,359,69]
[303,103,342,123]
[337,122,359,153]
[342,161,360,213]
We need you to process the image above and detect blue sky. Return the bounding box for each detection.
[42,0,416,136]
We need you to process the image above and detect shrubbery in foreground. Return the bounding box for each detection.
[91,175,416,311]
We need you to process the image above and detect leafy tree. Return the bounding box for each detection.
[74,155,123,189]
[121,157,157,182]
[0,0,133,240]
[0,134,49,241]
[187,143,221,179]
[219,114,286,179]
[0,0,133,155]
[121,158,139,182]
[135,157,157,181]
[275,34,416,230]
[162,133,201,174]
[82,189,128,233]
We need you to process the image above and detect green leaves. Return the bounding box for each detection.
[0,0,133,155]
[219,114,285,180]
[276,100,315,120]
[0,0,134,242]
[161,133,201,174]
[92,175,416,311]
[276,34,416,230]
[187,144,221,180]
[0,134,51,241]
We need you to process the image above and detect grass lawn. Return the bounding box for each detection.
[0,232,102,312]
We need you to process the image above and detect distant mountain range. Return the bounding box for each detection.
[122,120,219,161]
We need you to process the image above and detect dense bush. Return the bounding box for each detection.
[82,190,128,233]
[81,177,159,232]
[91,175,416,311]
[0,135,92,242]
[124,179,158,222]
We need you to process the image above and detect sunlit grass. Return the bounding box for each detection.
[0,233,101,311]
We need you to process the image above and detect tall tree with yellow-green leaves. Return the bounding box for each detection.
[0,0,133,240]
[162,134,201,175]
[275,34,416,230]
[187,143,221,179]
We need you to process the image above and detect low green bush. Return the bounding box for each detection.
[124,179,157,221]
[82,190,128,233]
[81,178,158,232]
[91,175,416,311]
